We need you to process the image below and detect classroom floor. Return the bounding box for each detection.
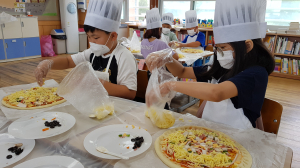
[0,55,300,167]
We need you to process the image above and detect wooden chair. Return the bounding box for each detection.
[260,98,283,134]
[196,98,283,135]
[135,70,148,99]
[205,45,214,52]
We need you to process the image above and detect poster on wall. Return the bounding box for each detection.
[14,2,26,12]
[25,0,57,16]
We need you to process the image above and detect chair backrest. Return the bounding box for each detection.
[261,98,283,134]
[136,70,148,99]
[205,45,214,52]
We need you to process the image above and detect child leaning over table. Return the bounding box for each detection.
[34,0,137,100]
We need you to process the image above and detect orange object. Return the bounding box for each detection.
[42,128,49,132]
[30,117,33,119]
[126,146,129,149]
[51,117,56,121]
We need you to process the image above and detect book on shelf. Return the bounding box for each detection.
[275,37,300,55]
[274,57,300,75]
[264,36,275,52]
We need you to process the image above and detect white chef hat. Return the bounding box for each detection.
[146,8,162,30]
[213,0,267,44]
[84,0,123,33]
[185,10,198,29]
[162,13,173,26]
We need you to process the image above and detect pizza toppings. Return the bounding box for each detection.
[131,137,144,150]
[119,133,130,138]
[3,87,65,109]
[44,120,61,129]
[7,143,24,159]
[160,128,238,168]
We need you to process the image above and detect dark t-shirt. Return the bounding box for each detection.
[193,66,269,127]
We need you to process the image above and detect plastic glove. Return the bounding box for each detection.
[34,59,53,86]
[145,48,174,72]
[146,81,176,108]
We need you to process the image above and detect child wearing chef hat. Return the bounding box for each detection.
[161,13,178,45]
[145,0,274,130]
[141,8,178,60]
[34,0,137,100]
[172,10,205,50]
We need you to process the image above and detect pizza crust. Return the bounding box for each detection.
[2,98,66,110]
[154,126,252,168]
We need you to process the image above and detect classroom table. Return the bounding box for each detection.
[0,95,293,168]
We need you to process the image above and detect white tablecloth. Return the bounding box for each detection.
[0,97,288,168]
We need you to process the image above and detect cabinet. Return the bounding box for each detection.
[0,17,41,61]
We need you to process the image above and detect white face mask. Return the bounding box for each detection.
[217,50,234,69]
[187,29,197,36]
[89,33,112,56]
[162,28,170,34]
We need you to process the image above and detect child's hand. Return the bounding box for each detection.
[145,48,174,72]
[34,60,53,86]
[146,81,176,107]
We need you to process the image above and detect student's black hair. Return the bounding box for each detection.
[84,25,110,35]
[200,39,275,81]
[144,28,161,39]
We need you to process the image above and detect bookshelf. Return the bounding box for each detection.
[127,25,300,80]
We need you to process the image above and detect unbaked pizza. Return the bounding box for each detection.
[2,87,66,110]
[155,126,252,168]
[181,49,204,54]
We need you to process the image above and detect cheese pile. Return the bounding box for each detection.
[178,54,185,59]
[161,129,237,167]
[5,87,60,107]
[93,104,114,119]
[131,50,140,53]
[145,107,175,129]
[181,49,204,53]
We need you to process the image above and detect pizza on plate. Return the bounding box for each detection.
[155,126,252,168]
[181,49,204,54]
[2,87,66,110]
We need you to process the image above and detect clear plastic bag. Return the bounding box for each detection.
[57,61,114,120]
[145,66,177,129]
[119,37,131,49]
[129,31,141,53]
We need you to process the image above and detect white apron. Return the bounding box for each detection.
[202,78,253,130]
[92,47,116,82]
[186,32,202,50]
[161,33,170,44]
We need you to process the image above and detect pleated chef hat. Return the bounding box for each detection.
[84,0,123,33]
[162,13,173,26]
[146,8,162,30]
[185,10,198,29]
[213,0,267,44]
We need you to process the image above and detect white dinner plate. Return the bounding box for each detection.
[13,156,84,168]
[84,124,152,159]
[8,112,76,139]
[0,133,35,168]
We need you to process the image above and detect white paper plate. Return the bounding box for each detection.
[84,124,152,159]
[8,112,76,139]
[0,133,35,168]
[13,156,84,168]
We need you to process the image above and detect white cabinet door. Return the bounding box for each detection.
[0,25,3,39]
[2,18,22,39]
[21,17,39,38]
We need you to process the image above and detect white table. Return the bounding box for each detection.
[0,96,292,168]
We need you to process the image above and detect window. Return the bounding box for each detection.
[194,1,215,21]
[162,1,191,21]
[129,0,150,21]
[266,0,300,26]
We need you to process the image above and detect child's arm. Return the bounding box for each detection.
[178,41,201,48]
[51,56,76,69]
[100,80,136,100]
